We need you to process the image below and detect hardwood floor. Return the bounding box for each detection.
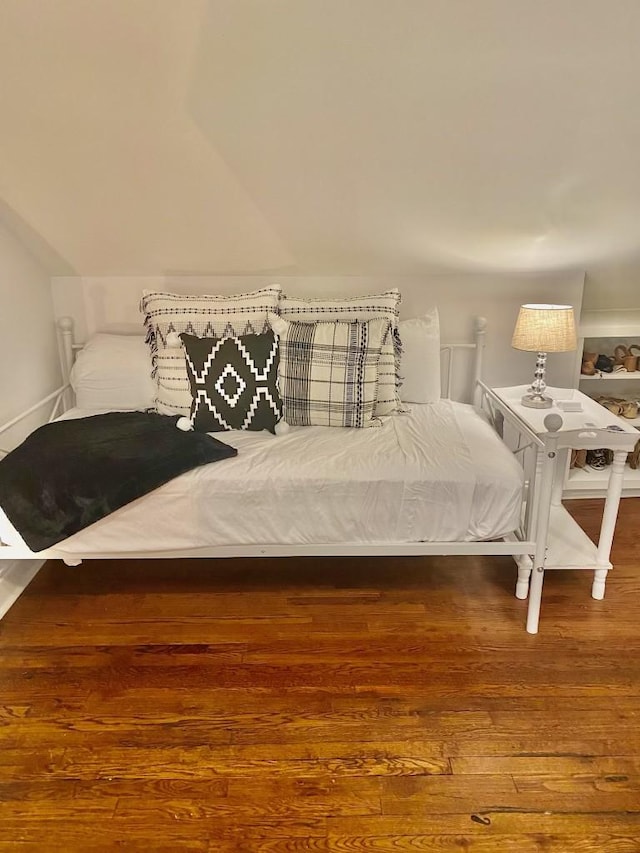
[1,498,640,851]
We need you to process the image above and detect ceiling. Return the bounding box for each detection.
[1,0,640,277]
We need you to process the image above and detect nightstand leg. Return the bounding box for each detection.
[527,566,545,634]
[552,448,569,506]
[526,444,557,634]
[592,450,627,600]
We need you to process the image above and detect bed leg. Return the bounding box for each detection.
[592,569,608,601]
[63,557,83,567]
[515,561,532,600]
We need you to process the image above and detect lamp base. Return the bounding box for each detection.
[521,392,553,409]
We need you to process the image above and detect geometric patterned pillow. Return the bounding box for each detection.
[140,285,282,417]
[279,289,401,417]
[180,331,282,434]
[269,315,391,428]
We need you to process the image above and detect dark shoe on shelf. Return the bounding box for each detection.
[586,449,608,471]
[595,355,614,373]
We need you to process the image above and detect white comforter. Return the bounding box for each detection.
[0,401,523,555]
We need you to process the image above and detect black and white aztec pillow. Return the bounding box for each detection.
[140,286,282,416]
[278,289,401,417]
[270,315,391,428]
[180,331,283,434]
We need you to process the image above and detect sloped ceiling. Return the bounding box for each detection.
[1,0,640,276]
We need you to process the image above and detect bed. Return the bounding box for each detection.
[0,288,550,632]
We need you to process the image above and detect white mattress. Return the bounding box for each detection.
[0,401,523,556]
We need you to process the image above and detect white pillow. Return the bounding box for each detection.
[70,334,156,411]
[398,308,441,403]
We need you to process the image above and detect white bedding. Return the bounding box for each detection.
[0,401,523,555]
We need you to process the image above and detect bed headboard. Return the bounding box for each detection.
[57,313,488,406]
[51,271,585,394]
[442,316,486,403]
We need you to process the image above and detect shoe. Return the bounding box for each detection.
[614,344,630,365]
[595,355,614,373]
[570,449,588,469]
[586,449,608,471]
[596,396,624,415]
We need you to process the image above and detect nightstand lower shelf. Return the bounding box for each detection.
[513,504,611,607]
[513,503,601,577]
[544,504,601,570]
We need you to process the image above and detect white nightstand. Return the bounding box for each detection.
[484,385,638,632]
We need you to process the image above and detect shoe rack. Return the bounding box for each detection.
[566,308,640,498]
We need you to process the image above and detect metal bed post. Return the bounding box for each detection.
[472,316,487,408]
[57,316,75,412]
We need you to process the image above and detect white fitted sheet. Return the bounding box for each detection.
[0,401,523,555]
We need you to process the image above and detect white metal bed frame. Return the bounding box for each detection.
[0,315,571,633]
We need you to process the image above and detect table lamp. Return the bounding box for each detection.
[511,303,577,408]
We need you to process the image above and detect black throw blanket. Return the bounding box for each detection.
[0,411,237,552]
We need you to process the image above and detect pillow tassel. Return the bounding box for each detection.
[392,325,412,413]
[143,318,158,379]
[392,325,404,387]
[139,293,160,379]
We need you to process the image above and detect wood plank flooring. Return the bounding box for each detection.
[0,498,639,851]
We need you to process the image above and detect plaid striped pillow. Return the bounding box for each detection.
[270,315,391,428]
[140,286,281,416]
[279,289,401,417]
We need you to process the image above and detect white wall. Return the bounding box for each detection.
[0,220,60,449]
[584,271,639,312]
[2,2,640,284]
[0,222,59,613]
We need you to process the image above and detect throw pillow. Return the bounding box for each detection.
[70,334,155,411]
[278,289,401,416]
[270,315,390,428]
[140,285,282,416]
[398,308,441,403]
[180,331,282,434]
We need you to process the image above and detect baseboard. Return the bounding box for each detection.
[0,559,45,619]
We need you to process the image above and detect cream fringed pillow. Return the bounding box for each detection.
[270,315,391,428]
[279,289,402,416]
[140,286,281,415]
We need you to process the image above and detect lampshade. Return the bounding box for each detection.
[511,304,577,353]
